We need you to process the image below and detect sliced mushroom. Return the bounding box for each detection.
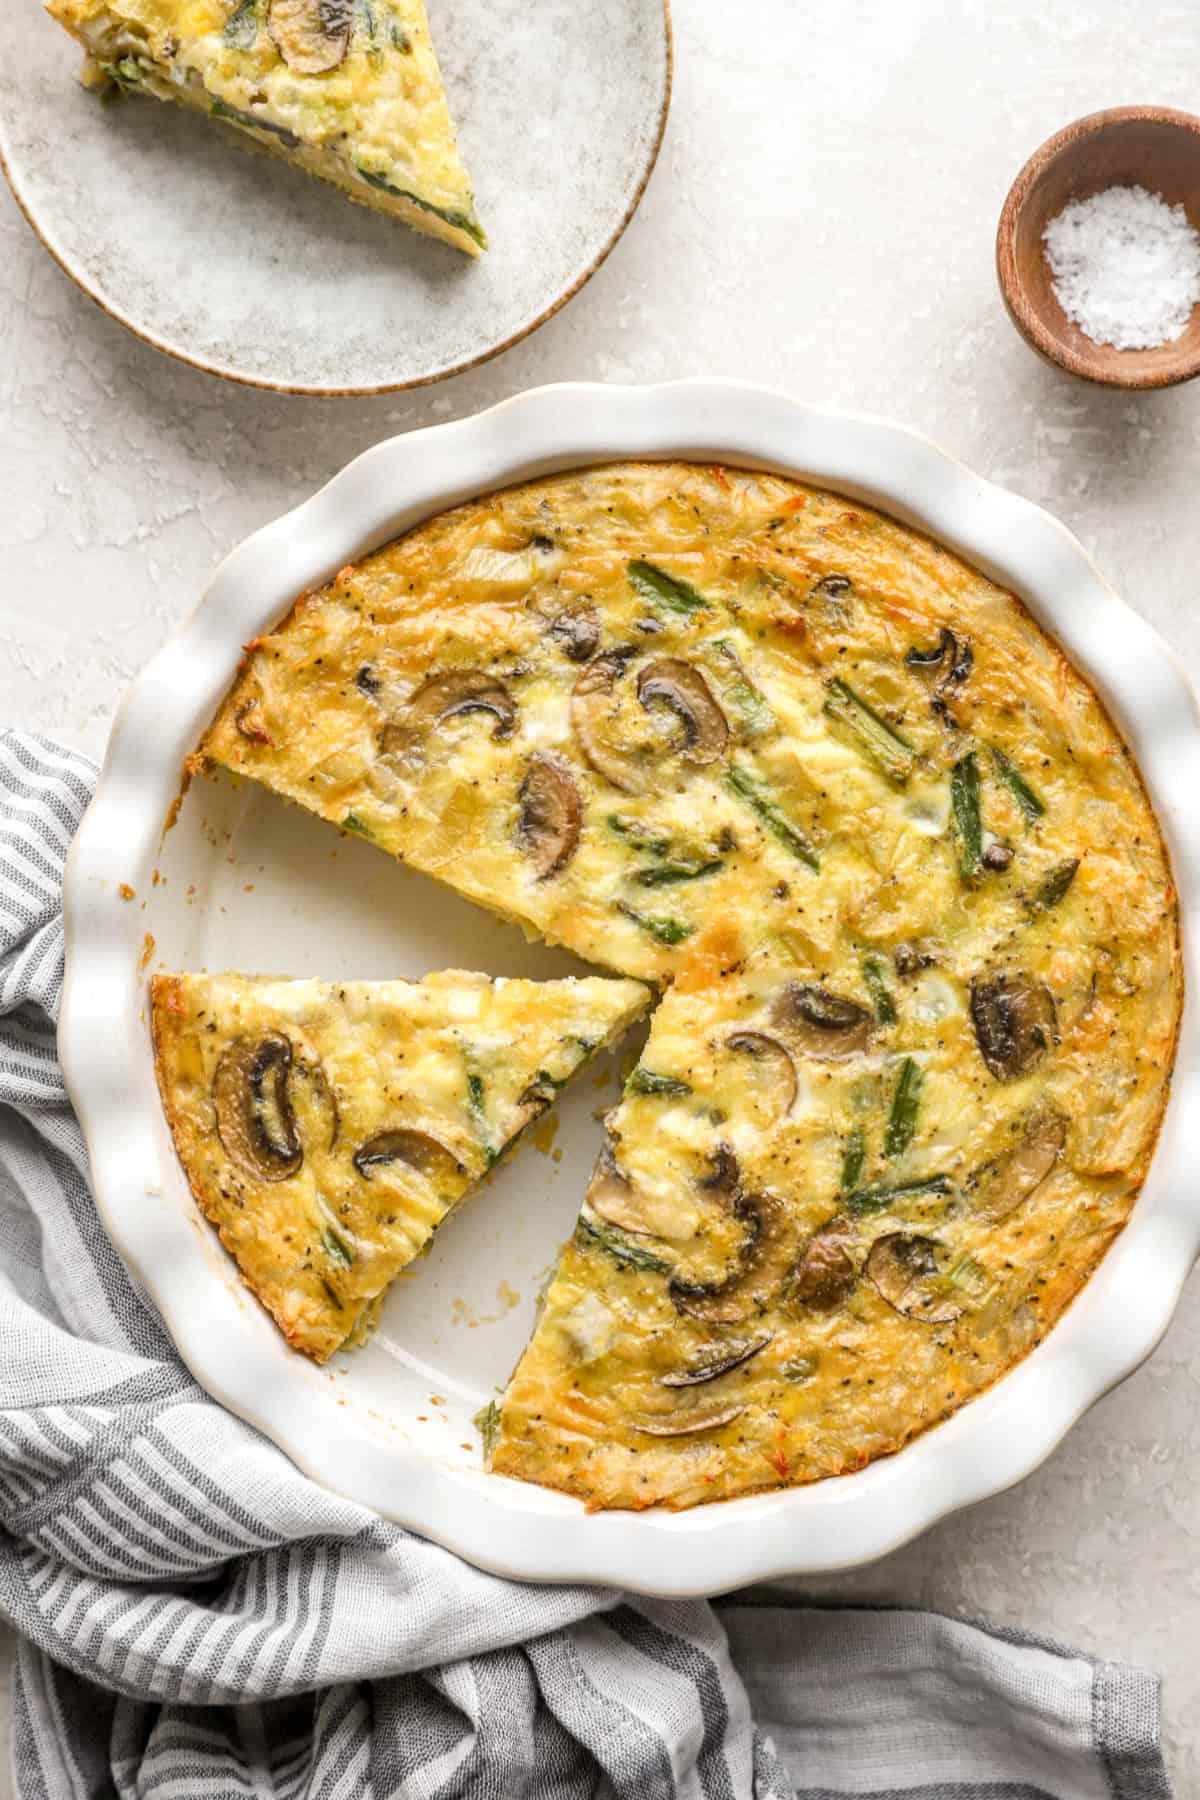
[894,941,937,977]
[517,752,581,879]
[905,626,973,694]
[970,1106,1068,1221]
[549,604,600,663]
[671,1191,796,1324]
[584,1146,702,1241]
[769,984,872,1059]
[636,660,730,765]
[633,1405,746,1437]
[517,1070,559,1120]
[726,1031,798,1117]
[699,1142,741,1196]
[570,653,646,792]
[267,0,352,73]
[381,671,516,755]
[352,1128,463,1190]
[866,1233,962,1324]
[213,1033,301,1183]
[970,973,1058,1082]
[791,1218,857,1309]
[660,1336,772,1387]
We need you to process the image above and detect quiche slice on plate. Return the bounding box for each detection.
[44,0,486,256]
[151,969,649,1361]
[485,939,1167,1511]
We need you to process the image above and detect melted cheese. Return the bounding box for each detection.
[195,461,1180,1506]
[151,970,648,1360]
[45,0,485,254]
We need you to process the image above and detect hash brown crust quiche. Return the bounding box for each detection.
[152,969,649,1360]
[486,940,1172,1509]
[190,461,1179,1506]
[46,0,486,256]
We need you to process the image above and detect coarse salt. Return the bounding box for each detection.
[1042,183,1200,351]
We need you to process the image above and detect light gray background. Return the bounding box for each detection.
[2,0,1199,1793]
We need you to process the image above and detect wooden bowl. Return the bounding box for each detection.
[997,106,1200,389]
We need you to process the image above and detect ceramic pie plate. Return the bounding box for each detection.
[60,381,1200,1596]
[0,0,671,395]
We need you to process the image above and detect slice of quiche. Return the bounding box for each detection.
[485,941,1153,1511]
[46,0,486,256]
[152,969,649,1361]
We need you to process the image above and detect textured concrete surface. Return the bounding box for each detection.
[2,0,1200,1792]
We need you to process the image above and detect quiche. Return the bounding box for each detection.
[485,931,1176,1509]
[151,969,649,1360]
[45,0,486,257]
[191,460,1180,1505]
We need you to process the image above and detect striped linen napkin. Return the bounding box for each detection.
[0,729,1173,1799]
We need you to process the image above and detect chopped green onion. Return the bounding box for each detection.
[943,1255,995,1305]
[627,1068,693,1099]
[627,560,709,615]
[824,678,916,784]
[950,752,983,878]
[991,746,1046,824]
[726,763,819,871]
[781,1354,820,1382]
[342,811,374,840]
[843,1174,953,1217]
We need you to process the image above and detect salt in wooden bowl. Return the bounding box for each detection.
[996,105,1200,389]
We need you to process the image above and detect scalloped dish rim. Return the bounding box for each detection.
[59,380,1200,1596]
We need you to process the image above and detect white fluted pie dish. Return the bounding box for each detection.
[60,381,1200,1595]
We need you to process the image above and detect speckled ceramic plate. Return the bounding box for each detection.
[0,1,671,394]
[60,382,1200,1597]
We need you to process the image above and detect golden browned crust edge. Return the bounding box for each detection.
[149,974,340,1364]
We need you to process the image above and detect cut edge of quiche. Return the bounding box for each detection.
[152,969,649,1362]
[46,0,487,257]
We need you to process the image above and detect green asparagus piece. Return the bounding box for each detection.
[950,752,983,878]
[824,678,916,784]
[884,1057,923,1159]
[628,560,709,616]
[726,763,820,871]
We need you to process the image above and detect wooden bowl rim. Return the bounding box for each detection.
[996,104,1200,390]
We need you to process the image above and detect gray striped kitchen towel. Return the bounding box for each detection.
[0,729,1173,1799]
